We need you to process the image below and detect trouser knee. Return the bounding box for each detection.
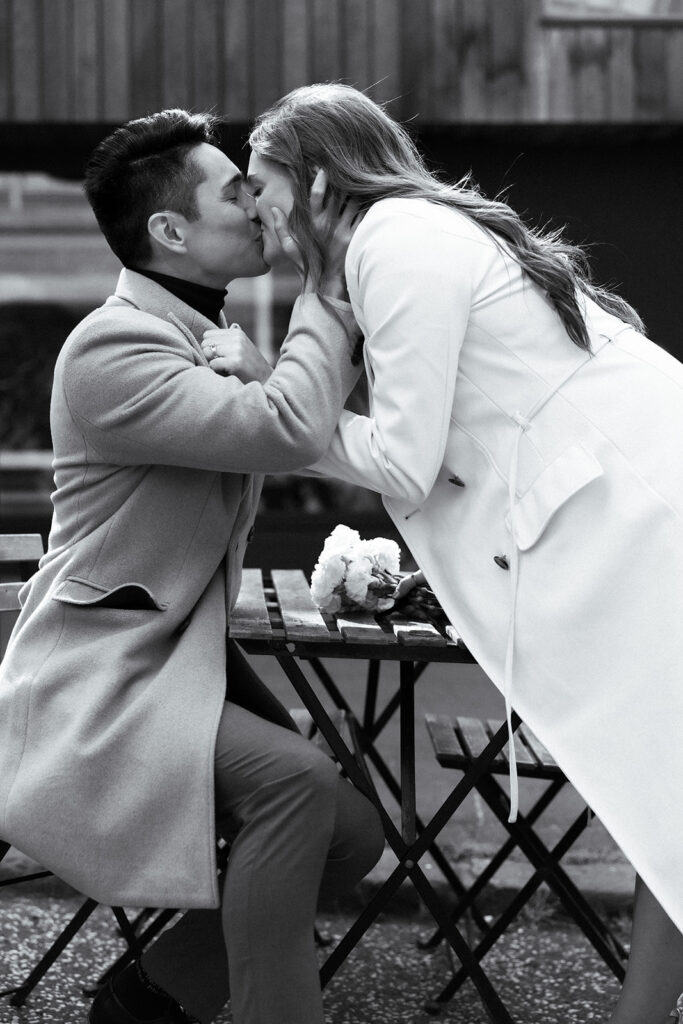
[351,789,385,877]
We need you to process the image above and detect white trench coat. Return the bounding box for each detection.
[309,198,683,932]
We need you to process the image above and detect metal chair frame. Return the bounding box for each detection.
[423,713,629,1013]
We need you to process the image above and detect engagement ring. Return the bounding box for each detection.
[209,344,218,358]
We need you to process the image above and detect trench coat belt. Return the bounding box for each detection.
[503,355,594,822]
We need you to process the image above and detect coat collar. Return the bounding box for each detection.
[113,268,227,359]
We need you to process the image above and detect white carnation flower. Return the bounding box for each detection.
[356,537,401,574]
[343,555,374,604]
[321,524,361,557]
[310,552,345,610]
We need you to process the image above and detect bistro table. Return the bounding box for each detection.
[229,568,521,1024]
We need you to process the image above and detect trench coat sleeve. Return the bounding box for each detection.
[305,203,473,503]
[62,294,359,473]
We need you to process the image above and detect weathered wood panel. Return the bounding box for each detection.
[162,0,191,115]
[102,0,131,121]
[1,0,683,124]
[222,0,250,119]
[73,0,100,120]
[281,0,310,93]
[42,0,71,121]
[11,0,42,120]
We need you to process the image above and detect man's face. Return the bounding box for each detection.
[180,143,268,286]
[246,152,296,267]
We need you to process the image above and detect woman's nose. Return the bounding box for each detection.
[241,189,258,217]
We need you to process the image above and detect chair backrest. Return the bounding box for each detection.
[0,534,44,659]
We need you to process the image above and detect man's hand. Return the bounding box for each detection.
[201,324,272,384]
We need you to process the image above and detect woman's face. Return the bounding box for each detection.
[246,152,297,266]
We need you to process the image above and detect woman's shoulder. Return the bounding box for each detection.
[349,196,494,258]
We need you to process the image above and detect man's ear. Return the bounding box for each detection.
[147,211,187,254]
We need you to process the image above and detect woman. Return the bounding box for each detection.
[225,83,683,1023]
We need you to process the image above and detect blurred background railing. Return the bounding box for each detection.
[1,0,682,568]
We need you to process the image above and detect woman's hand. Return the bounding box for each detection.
[201,324,273,385]
[392,570,427,601]
[272,169,364,301]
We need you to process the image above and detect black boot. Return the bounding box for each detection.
[88,960,197,1024]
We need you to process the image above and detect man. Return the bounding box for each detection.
[0,109,383,1024]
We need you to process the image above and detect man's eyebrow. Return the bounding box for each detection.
[221,172,243,192]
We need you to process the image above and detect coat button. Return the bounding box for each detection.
[247,526,255,543]
[494,555,510,570]
[448,474,465,487]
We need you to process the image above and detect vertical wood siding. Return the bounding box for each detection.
[0,0,682,123]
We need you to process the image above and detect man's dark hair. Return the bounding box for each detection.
[83,108,221,267]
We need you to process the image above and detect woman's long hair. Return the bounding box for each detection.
[250,83,644,351]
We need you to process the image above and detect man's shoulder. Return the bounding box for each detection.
[70,298,177,343]
[60,298,188,365]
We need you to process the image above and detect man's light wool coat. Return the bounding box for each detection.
[0,270,358,908]
[310,198,683,932]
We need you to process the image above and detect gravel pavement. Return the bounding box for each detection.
[1,879,629,1024]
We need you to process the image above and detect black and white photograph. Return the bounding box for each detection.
[1,1,682,1022]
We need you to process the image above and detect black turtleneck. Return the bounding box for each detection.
[130,267,227,325]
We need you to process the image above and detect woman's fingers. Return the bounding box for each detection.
[309,168,329,215]
[272,206,304,271]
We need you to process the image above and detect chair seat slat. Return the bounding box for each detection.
[486,718,538,768]
[271,569,331,642]
[457,716,506,765]
[425,713,468,766]
[228,569,272,639]
[518,723,559,770]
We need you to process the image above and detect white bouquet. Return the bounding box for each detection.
[309,524,402,614]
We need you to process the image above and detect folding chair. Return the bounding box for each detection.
[423,713,629,1013]
[0,534,175,1007]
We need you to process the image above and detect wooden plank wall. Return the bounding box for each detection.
[1,0,682,123]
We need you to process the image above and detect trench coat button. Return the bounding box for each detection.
[247,526,255,543]
[448,474,466,487]
[494,555,510,570]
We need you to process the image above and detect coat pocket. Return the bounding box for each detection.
[52,576,167,610]
[506,444,603,551]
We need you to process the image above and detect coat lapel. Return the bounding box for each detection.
[113,268,227,364]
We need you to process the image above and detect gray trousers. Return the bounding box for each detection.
[141,646,385,1024]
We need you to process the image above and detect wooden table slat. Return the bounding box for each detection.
[228,569,272,639]
[337,612,397,645]
[392,621,447,646]
[271,569,331,642]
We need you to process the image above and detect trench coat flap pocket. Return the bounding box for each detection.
[508,444,603,551]
[52,576,167,610]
